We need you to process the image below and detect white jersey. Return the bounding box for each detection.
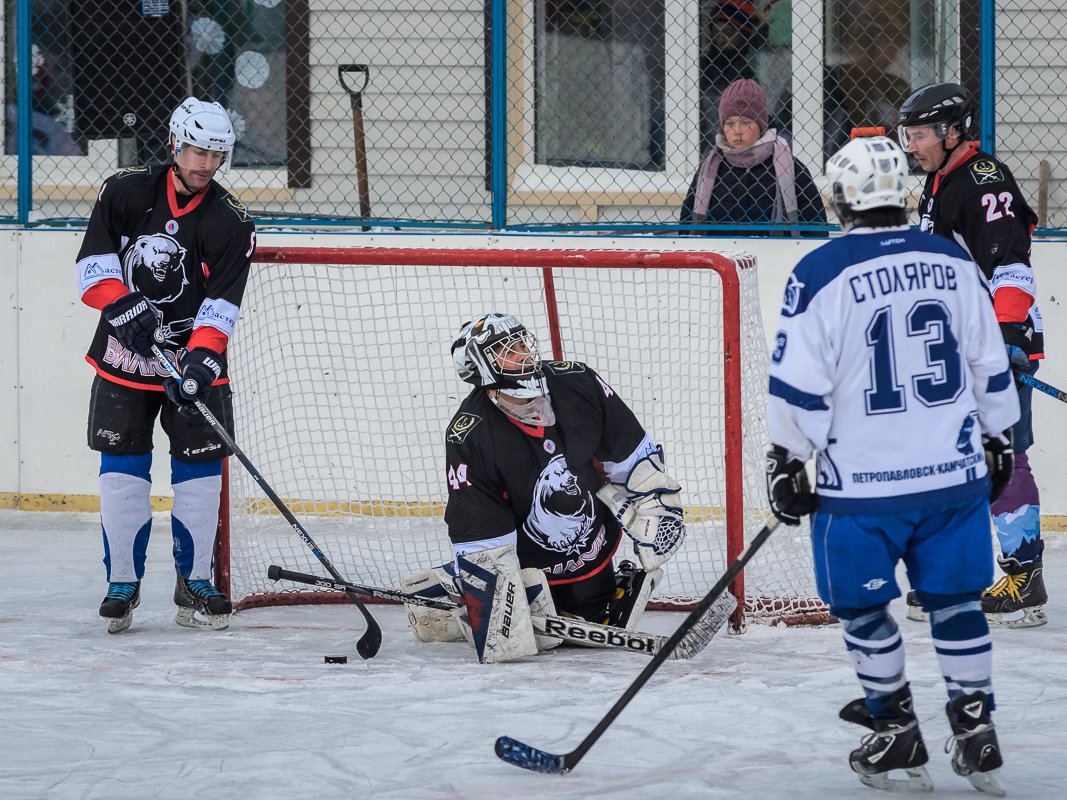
[768,226,1020,514]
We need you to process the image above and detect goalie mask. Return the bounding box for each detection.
[452,314,548,398]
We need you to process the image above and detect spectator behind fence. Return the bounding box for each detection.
[700,1,765,150]
[681,78,826,235]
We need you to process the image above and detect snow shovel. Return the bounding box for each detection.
[338,64,371,229]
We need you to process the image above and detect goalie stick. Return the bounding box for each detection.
[266,564,732,660]
[494,517,781,774]
[1015,371,1067,404]
[151,342,382,660]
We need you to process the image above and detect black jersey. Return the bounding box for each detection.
[918,147,1041,356]
[77,165,256,389]
[444,361,649,584]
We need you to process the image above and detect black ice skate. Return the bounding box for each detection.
[99,581,141,634]
[839,686,933,793]
[904,590,927,623]
[981,555,1047,628]
[174,575,232,630]
[945,691,1006,797]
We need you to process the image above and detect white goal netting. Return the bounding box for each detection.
[221,241,826,625]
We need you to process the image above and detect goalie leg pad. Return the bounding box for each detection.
[521,568,562,651]
[458,545,538,664]
[400,567,468,643]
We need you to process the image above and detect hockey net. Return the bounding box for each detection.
[217,241,829,626]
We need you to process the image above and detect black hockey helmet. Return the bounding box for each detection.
[451,313,548,399]
[898,83,978,146]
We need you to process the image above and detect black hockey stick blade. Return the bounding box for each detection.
[151,342,383,660]
[494,516,781,775]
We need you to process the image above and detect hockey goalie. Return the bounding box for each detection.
[401,312,733,663]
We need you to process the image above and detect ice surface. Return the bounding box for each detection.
[2,510,1065,799]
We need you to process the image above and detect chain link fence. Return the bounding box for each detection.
[2,0,1065,232]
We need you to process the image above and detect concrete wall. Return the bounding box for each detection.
[3,228,1066,526]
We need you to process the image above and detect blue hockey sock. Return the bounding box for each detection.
[930,600,994,708]
[836,604,906,718]
[99,453,153,582]
[171,458,223,580]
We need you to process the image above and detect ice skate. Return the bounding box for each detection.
[839,687,933,793]
[944,691,1006,797]
[174,575,232,630]
[982,556,1047,628]
[99,581,141,634]
[904,591,927,623]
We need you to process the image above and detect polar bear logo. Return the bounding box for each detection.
[523,454,595,555]
[122,233,189,304]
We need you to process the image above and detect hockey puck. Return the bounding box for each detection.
[324,655,348,665]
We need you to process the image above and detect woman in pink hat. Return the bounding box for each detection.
[681,78,826,235]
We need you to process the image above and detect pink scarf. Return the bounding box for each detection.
[692,128,799,224]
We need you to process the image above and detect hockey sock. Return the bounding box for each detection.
[929,599,994,707]
[991,451,1041,563]
[836,604,906,718]
[171,458,223,580]
[100,453,153,582]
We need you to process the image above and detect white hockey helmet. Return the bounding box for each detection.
[451,313,548,399]
[825,136,908,212]
[169,97,235,156]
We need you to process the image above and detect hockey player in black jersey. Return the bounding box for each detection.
[401,313,690,663]
[899,83,1047,628]
[77,97,256,633]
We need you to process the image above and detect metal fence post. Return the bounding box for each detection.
[490,0,507,230]
[17,0,33,225]
[980,0,995,155]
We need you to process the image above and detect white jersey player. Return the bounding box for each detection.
[765,137,1018,795]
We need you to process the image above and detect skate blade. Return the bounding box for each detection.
[904,606,928,623]
[105,612,133,634]
[966,768,1006,797]
[858,766,934,793]
[175,607,230,630]
[985,606,1047,628]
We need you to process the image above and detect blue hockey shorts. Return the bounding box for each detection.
[809,493,994,610]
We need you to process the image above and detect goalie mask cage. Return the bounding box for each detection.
[216,243,829,627]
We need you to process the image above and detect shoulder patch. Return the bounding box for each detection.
[114,166,150,179]
[969,159,1004,186]
[447,412,482,444]
[545,361,586,375]
[223,194,253,222]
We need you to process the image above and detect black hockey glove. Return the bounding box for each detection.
[102,291,162,358]
[163,348,222,412]
[983,429,1014,504]
[765,444,816,526]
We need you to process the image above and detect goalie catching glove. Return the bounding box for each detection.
[597,447,686,571]
[983,429,1014,503]
[765,444,815,526]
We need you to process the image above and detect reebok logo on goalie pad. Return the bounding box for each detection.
[541,618,655,654]
[447,413,482,443]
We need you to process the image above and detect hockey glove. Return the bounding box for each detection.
[983,429,1014,504]
[765,444,815,526]
[163,347,222,412]
[1000,322,1032,372]
[596,447,686,571]
[102,291,162,358]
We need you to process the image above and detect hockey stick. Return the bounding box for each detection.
[151,343,382,660]
[494,516,781,774]
[1015,371,1067,403]
[267,564,732,660]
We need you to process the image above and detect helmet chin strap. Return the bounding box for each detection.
[171,161,203,195]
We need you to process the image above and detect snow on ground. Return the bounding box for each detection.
[2,509,1065,799]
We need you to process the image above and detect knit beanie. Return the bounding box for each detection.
[719,78,769,132]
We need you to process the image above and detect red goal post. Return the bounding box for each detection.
[214,243,829,627]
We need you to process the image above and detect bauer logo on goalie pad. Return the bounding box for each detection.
[545,361,585,375]
[447,412,482,444]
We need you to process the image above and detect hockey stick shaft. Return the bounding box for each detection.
[151,343,382,659]
[1015,371,1067,403]
[495,516,781,774]
[267,564,727,659]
